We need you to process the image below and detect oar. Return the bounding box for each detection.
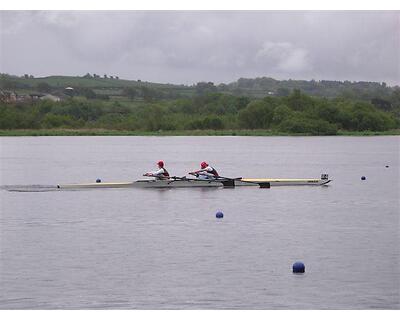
[143,174,188,184]
[188,173,241,180]
[188,172,199,177]
[216,176,243,181]
[167,176,202,184]
[167,176,186,185]
[214,176,241,187]
[170,176,188,180]
[188,173,240,187]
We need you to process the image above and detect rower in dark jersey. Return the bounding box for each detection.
[144,160,170,180]
[189,162,219,180]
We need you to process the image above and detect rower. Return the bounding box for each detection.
[189,162,219,180]
[144,160,170,180]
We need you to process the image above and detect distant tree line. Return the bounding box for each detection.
[1,89,398,134]
[83,73,119,79]
[225,77,394,100]
[2,73,398,103]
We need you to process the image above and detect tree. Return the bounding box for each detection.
[141,86,161,102]
[286,89,314,111]
[195,82,217,95]
[237,78,254,89]
[203,116,224,129]
[36,82,52,93]
[307,102,340,123]
[236,96,251,110]
[272,104,292,125]
[79,88,97,99]
[42,114,74,128]
[140,104,165,131]
[276,87,290,97]
[371,98,392,111]
[185,116,224,130]
[390,88,400,108]
[279,115,338,135]
[238,100,274,129]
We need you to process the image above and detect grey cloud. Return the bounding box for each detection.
[0,11,399,85]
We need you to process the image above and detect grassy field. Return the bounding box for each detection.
[1,129,399,137]
[7,75,196,99]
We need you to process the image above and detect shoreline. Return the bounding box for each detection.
[0,129,399,137]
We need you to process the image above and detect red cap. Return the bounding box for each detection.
[157,160,164,167]
[201,161,208,169]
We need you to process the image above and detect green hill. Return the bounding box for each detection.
[1,73,397,101]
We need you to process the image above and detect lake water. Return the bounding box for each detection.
[0,136,399,309]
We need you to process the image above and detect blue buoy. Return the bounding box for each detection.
[216,211,224,219]
[385,165,389,168]
[96,179,101,183]
[361,176,366,180]
[293,261,305,273]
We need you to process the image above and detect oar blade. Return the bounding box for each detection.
[258,182,271,188]
[220,179,235,188]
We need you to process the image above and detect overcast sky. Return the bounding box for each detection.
[1,11,399,85]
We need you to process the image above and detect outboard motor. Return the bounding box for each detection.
[321,173,329,180]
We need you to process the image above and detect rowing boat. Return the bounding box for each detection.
[57,174,331,189]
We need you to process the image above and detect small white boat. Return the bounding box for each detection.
[57,174,331,189]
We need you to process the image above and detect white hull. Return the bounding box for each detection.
[57,177,331,189]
